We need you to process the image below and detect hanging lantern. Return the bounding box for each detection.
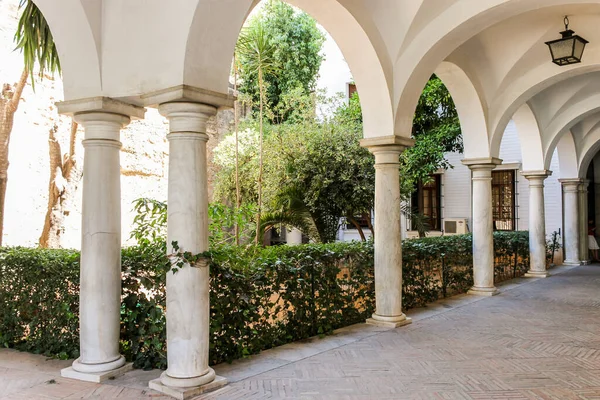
[545,16,589,66]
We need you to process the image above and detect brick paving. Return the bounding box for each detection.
[204,265,600,399]
[2,265,600,399]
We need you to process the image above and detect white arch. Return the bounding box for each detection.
[508,103,545,171]
[434,61,489,158]
[393,0,600,137]
[556,131,579,178]
[33,0,102,99]
[543,93,600,165]
[578,128,600,177]
[184,0,395,139]
[489,50,600,145]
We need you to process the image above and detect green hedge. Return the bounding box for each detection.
[0,232,529,369]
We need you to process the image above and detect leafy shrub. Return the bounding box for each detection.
[0,247,80,359]
[493,231,530,281]
[0,231,529,369]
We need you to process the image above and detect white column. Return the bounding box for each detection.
[523,171,551,278]
[364,141,411,328]
[561,179,581,265]
[157,102,218,389]
[463,158,501,296]
[579,181,590,264]
[64,112,130,379]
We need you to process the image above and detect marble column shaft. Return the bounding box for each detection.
[159,102,217,388]
[561,179,582,265]
[463,158,501,296]
[579,181,590,264]
[523,172,551,278]
[74,112,130,373]
[365,144,410,328]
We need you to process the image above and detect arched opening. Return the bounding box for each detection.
[435,61,488,159]
[184,0,394,139]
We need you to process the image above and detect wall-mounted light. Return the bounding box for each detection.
[545,16,588,66]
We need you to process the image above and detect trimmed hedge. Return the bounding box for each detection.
[0,232,529,369]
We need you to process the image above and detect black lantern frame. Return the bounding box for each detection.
[545,16,589,66]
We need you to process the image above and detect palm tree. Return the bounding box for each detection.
[232,54,242,245]
[0,0,59,246]
[259,185,320,242]
[235,22,278,244]
[13,0,79,248]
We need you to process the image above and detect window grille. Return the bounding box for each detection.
[412,175,442,231]
[491,170,516,231]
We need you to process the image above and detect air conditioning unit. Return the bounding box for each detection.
[405,231,420,240]
[443,218,469,235]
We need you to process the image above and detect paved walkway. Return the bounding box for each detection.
[3,264,600,399]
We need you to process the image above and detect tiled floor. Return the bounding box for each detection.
[3,264,600,399]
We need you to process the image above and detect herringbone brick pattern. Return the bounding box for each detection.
[201,266,600,399]
[2,265,600,399]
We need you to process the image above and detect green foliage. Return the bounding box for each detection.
[214,92,374,243]
[237,0,325,122]
[130,198,167,246]
[335,91,362,126]
[209,203,257,246]
[130,198,256,247]
[15,0,61,86]
[279,123,374,242]
[0,247,79,359]
[412,76,461,139]
[208,241,375,363]
[400,75,463,195]
[0,232,531,369]
[259,185,320,241]
[213,127,261,204]
[493,230,530,279]
[120,242,168,369]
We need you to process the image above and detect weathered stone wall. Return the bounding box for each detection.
[0,0,233,248]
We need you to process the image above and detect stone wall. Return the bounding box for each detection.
[0,0,233,248]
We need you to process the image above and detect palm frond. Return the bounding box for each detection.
[14,0,61,88]
[260,185,320,242]
[235,22,279,77]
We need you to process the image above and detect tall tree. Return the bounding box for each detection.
[14,0,80,248]
[0,69,27,247]
[0,0,57,246]
[401,75,462,194]
[236,22,278,244]
[39,121,80,248]
[238,0,325,123]
[233,54,241,245]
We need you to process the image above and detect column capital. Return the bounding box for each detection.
[559,178,584,192]
[461,157,502,170]
[158,102,217,135]
[74,112,131,128]
[521,170,552,181]
[141,85,235,109]
[73,112,131,145]
[360,135,414,150]
[56,96,145,120]
[360,136,414,165]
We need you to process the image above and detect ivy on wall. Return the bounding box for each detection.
[0,232,532,369]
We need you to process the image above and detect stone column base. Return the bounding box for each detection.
[366,313,412,328]
[61,362,132,383]
[524,271,550,278]
[468,286,499,296]
[582,260,591,265]
[149,375,227,400]
[563,260,582,266]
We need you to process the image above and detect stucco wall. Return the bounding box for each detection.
[441,120,563,237]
